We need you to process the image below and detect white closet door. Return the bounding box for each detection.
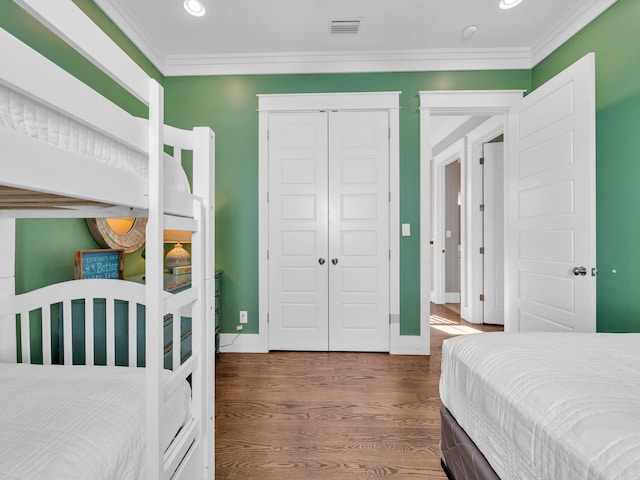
[328,111,390,351]
[268,112,329,350]
[506,53,596,332]
[483,142,505,325]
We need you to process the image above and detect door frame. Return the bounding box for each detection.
[465,115,506,323]
[432,138,465,306]
[223,92,402,353]
[419,90,524,343]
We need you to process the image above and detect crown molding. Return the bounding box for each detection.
[94,0,166,73]
[531,0,618,66]
[95,0,617,77]
[164,48,532,77]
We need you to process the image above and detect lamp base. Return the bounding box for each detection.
[165,243,191,270]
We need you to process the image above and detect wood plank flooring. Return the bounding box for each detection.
[215,304,502,479]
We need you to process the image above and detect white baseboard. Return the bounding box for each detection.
[219,324,430,355]
[219,333,268,353]
[389,317,430,355]
[445,292,461,303]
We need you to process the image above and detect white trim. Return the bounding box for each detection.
[258,92,401,112]
[95,0,612,76]
[445,292,461,304]
[93,0,167,74]
[419,90,523,354]
[531,0,618,66]
[256,92,401,353]
[432,139,465,305]
[165,48,531,77]
[389,316,430,355]
[219,333,268,353]
[419,90,526,114]
[464,116,506,324]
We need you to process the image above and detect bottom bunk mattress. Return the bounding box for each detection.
[0,363,191,480]
[439,332,640,480]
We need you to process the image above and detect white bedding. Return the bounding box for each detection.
[440,332,640,480]
[0,363,191,480]
[0,83,189,193]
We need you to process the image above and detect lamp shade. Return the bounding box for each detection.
[163,230,192,243]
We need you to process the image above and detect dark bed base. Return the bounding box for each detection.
[440,405,501,480]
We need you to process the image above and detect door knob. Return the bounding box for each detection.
[318,258,325,265]
[572,266,587,276]
[331,258,339,265]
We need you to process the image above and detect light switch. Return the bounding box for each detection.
[446,230,452,238]
[402,224,411,236]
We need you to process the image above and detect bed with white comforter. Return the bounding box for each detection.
[0,364,191,480]
[440,332,640,480]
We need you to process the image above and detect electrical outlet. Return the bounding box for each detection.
[239,311,248,324]
[236,324,243,331]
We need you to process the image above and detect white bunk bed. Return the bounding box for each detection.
[0,1,215,479]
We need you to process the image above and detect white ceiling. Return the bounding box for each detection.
[95,0,615,76]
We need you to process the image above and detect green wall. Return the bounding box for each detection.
[532,0,640,331]
[164,71,530,335]
[5,0,639,337]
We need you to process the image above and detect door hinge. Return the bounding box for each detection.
[389,314,392,325]
[479,157,485,165]
[480,294,485,302]
[479,247,485,254]
[479,204,485,212]
[592,267,598,277]
[267,192,269,202]
[388,127,391,139]
[389,249,391,260]
[267,249,269,260]
[267,129,269,141]
[267,312,270,323]
[388,192,391,203]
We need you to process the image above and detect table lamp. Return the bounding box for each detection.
[164,229,191,271]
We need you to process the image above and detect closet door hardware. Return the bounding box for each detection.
[318,258,326,265]
[331,258,339,265]
[572,266,588,276]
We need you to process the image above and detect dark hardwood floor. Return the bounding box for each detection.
[215,304,502,479]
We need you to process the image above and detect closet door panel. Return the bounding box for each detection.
[328,111,390,352]
[268,112,329,351]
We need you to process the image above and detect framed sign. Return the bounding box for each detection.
[74,249,125,280]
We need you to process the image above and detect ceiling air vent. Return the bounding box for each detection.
[330,20,361,34]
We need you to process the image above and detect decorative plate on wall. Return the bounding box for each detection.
[85,217,147,253]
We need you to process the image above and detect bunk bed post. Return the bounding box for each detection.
[193,126,216,479]
[0,218,17,363]
[145,78,165,480]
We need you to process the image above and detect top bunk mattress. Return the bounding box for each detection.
[440,332,640,480]
[0,83,189,194]
[0,363,191,480]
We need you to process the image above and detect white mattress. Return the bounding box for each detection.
[0,363,191,480]
[440,332,640,480]
[0,83,189,193]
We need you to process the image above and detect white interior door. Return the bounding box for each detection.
[269,110,390,351]
[268,112,329,350]
[506,53,596,332]
[328,111,390,351]
[483,142,505,325]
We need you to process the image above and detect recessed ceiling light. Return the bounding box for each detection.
[499,0,523,9]
[184,0,206,17]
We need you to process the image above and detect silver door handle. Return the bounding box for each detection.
[572,266,587,276]
[331,258,339,265]
[318,258,325,265]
